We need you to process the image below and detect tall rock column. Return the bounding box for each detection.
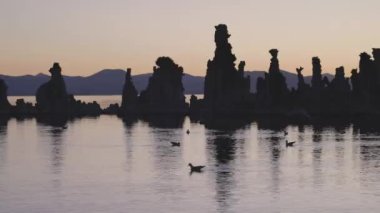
[265,49,288,105]
[358,52,374,93]
[121,68,138,114]
[311,57,323,90]
[36,63,69,113]
[372,48,380,91]
[0,79,11,112]
[203,24,251,113]
[138,57,188,114]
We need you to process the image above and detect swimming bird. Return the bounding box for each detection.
[170,142,180,146]
[286,140,295,147]
[186,129,190,134]
[188,163,205,172]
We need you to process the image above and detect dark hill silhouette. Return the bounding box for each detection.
[0,70,333,96]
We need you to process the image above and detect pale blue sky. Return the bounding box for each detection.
[0,0,379,76]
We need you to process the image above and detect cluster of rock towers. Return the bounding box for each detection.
[121,56,188,115]
[1,24,380,120]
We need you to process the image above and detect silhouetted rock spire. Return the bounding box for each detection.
[268,49,280,74]
[311,57,323,90]
[257,49,288,106]
[355,49,380,105]
[203,24,251,114]
[358,52,374,93]
[139,57,188,114]
[350,69,360,95]
[35,63,102,115]
[121,68,138,113]
[330,66,350,93]
[296,67,308,91]
[0,79,11,112]
[36,63,69,113]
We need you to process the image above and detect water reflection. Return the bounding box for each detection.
[311,125,324,188]
[151,126,183,171]
[122,117,139,174]
[358,135,380,192]
[2,115,380,212]
[206,130,239,213]
[257,120,285,195]
[268,131,282,195]
[122,116,138,128]
[37,117,68,175]
[142,115,185,128]
[256,118,288,131]
[0,117,9,173]
[203,117,250,130]
[359,143,380,191]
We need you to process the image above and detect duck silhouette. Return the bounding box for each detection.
[188,163,205,172]
[286,140,295,147]
[170,142,180,146]
[186,129,190,134]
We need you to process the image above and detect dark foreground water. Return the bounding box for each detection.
[1,97,380,212]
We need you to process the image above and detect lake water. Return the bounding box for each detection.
[7,95,203,109]
[1,97,380,212]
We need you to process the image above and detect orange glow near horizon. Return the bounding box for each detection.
[0,0,379,77]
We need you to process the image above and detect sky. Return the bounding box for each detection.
[0,0,379,77]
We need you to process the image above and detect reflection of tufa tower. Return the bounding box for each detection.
[203,24,250,112]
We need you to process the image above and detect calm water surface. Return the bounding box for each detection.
[8,95,203,108]
[8,95,123,109]
[1,97,380,212]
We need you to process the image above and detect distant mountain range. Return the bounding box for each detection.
[0,69,334,96]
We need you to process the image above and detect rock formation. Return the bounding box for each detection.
[321,66,351,113]
[139,57,188,114]
[121,68,138,114]
[14,99,35,115]
[350,69,360,95]
[296,67,308,91]
[358,52,374,94]
[36,63,69,113]
[354,50,380,106]
[256,49,288,106]
[36,62,102,116]
[203,24,251,113]
[373,48,380,76]
[311,57,323,90]
[267,49,288,102]
[330,66,350,93]
[0,79,11,113]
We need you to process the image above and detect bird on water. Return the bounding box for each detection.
[170,142,180,146]
[286,140,295,147]
[188,163,205,172]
